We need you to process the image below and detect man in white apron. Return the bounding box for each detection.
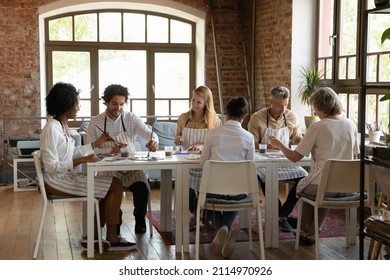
[88,84,159,236]
[248,86,307,232]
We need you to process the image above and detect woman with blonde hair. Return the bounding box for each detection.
[175,85,222,227]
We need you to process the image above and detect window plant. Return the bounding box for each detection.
[297,66,324,128]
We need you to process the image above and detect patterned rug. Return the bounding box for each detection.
[146,208,349,246]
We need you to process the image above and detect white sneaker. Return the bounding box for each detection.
[221,229,239,258]
[210,226,228,253]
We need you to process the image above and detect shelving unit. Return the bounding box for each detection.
[359,4,390,260]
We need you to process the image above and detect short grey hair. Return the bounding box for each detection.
[270,86,290,99]
[310,87,343,115]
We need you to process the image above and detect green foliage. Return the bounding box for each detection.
[381,27,390,45]
[297,66,324,107]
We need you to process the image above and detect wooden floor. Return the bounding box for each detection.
[0,184,372,260]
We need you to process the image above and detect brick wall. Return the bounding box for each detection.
[255,0,292,109]
[0,0,292,167]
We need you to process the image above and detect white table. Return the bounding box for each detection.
[86,151,184,258]
[177,153,311,251]
[86,152,310,257]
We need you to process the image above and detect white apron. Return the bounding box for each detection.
[100,115,149,189]
[182,123,208,192]
[257,112,308,181]
[43,120,112,198]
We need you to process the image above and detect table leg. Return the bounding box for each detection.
[181,164,189,252]
[271,165,280,248]
[87,167,95,258]
[175,164,184,253]
[264,164,273,248]
[160,169,172,232]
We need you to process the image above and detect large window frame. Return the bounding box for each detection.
[44,9,197,125]
[316,0,390,135]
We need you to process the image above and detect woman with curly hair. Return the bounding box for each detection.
[40,82,136,251]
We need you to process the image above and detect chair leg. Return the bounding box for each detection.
[33,200,48,259]
[314,206,320,260]
[256,205,265,260]
[247,210,252,250]
[345,209,351,247]
[94,199,103,254]
[195,206,202,260]
[294,200,303,250]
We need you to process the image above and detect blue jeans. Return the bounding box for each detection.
[204,193,247,229]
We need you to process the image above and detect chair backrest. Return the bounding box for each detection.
[32,150,48,200]
[316,159,361,203]
[152,121,177,150]
[198,160,259,207]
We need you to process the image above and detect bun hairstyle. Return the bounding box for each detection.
[226,96,248,119]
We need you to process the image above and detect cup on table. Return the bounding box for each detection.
[379,208,390,221]
[164,146,174,157]
[259,144,267,154]
[120,147,130,158]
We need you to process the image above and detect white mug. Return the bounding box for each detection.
[379,208,390,221]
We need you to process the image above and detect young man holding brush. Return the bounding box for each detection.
[88,84,159,236]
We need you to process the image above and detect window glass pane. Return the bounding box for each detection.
[379,54,390,82]
[78,100,91,117]
[154,53,189,99]
[131,100,147,121]
[147,15,168,43]
[99,13,121,42]
[366,95,377,130]
[378,96,389,134]
[171,100,188,117]
[124,13,145,42]
[339,57,347,80]
[348,94,358,125]
[325,59,333,79]
[318,0,334,58]
[98,50,146,112]
[348,57,356,79]
[339,93,348,115]
[367,55,377,82]
[367,13,390,53]
[49,16,72,41]
[170,19,192,43]
[339,0,357,56]
[155,100,170,116]
[52,51,91,99]
[75,14,97,41]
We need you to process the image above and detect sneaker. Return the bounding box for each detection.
[135,218,146,234]
[221,229,239,258]
[279,218,294,232]
[210,226,228,253]
[80,239,111,252]
[107,240,138,251]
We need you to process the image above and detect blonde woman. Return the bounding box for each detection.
[175,86,221,225]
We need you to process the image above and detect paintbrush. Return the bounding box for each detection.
[147,125,155,159]
[95,125,116,144]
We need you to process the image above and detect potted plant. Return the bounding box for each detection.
[297,66,324,128]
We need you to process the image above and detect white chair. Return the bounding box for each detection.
[195,160,265,260]
[294,159,375,259]
[32,150,103,259]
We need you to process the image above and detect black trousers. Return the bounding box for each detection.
[259,175,303,218]
[117,181,149,234]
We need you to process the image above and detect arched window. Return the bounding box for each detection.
[40,1,205,124]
